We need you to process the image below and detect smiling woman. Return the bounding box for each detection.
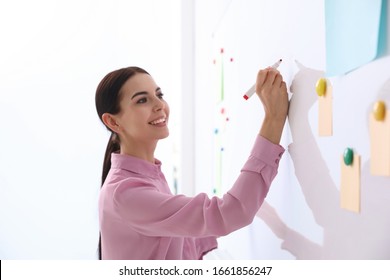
[94,61,289,260]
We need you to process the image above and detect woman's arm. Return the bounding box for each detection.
[112,136,284,238]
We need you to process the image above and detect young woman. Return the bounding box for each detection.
[95,66,289,260]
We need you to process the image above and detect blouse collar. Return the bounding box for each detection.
[110,153,162,179]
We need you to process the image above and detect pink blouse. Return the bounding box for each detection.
[99,135,284,259]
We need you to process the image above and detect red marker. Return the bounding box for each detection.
[243,59,282,100]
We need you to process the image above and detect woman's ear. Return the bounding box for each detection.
[102,113,121,133]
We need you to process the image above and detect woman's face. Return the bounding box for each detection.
[115,73,170,144]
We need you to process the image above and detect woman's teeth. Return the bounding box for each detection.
[149,118,165,125]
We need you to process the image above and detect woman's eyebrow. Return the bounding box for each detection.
[131,91,148,100]
[131,87,161,100]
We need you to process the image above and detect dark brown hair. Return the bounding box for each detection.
[95,66,149,259]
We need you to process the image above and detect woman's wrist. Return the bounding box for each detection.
[259,116,286,144]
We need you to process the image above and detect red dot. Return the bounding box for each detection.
[220,108,225,114]
[230,57,234,62]
[220,48,224,54]
[213,59,216,64]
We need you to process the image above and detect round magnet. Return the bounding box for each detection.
[373,100,386,121]
[315,78,327,97]
[343,148,353,166]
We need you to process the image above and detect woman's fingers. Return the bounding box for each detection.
[256,68,281,93]
[256,68,269,90]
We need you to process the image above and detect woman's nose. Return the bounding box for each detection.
[153,97,165,112]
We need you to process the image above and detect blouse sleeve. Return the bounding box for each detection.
[112,135,284,237]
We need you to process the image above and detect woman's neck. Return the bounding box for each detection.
[120,139,158,163]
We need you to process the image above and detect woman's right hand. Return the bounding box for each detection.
[256,67,289,144]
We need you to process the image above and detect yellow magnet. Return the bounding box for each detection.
[373,100,386,121]
[315,78,327,97]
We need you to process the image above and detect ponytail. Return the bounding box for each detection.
[101,132,120,186]
[99,132,119,260]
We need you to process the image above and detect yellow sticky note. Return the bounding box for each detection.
[318,79,333,136]
[340,154,361,213]
[369,110,390,176]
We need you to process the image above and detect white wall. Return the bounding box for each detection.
[0,0,181,259]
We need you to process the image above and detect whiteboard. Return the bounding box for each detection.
[194,0,390,259]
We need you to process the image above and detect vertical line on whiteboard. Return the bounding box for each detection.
[212,48,233,196]
[217,48,225,196]
[220,50,225,101]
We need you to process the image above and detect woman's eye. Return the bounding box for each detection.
[137,97,147,104]
[157,92,164,99]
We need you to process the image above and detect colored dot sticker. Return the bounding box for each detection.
[373,100,386,121]
[315,78,327,97]
[343,148,354,166]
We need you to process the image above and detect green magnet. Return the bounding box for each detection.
[343,148,354,166]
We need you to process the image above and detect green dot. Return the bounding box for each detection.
[343,148,353,166]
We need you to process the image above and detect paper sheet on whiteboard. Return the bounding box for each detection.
[325,0,384,76]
